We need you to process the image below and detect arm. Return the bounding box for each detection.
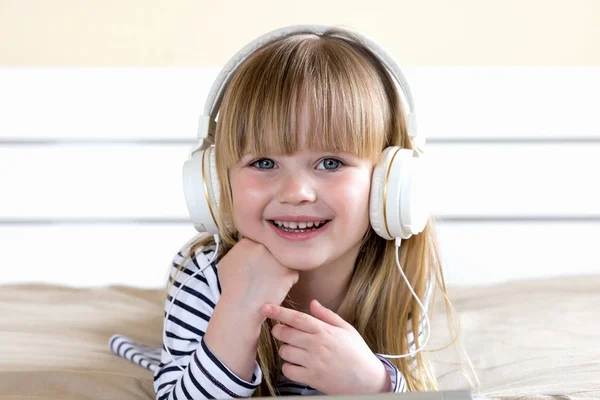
[153,245,263,399]
[204,295,263,381]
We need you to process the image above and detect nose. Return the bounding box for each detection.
[276,171,317,205]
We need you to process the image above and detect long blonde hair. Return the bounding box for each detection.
[168,27,477,395]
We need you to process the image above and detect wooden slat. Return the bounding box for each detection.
[1,223,598,287]
[426,143,599,216]
[0,68,218,140]
[0,144,597,219]
[436,222,600,287]
[0,225,197,288]
[1,67,599,140]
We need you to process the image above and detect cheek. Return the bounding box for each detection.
[332,172,372,221]
[230,173,270,226]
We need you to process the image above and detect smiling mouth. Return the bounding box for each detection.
[269,220,331,233]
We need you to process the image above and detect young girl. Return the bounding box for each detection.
[110,24,475,399]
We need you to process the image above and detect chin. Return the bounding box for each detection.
[269,248,325,271]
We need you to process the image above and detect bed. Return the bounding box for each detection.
[0,274,598,400]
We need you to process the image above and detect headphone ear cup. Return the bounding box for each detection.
[370,147,398,240]
[370,146,430,240]
[182,146,220,234]
[206,147,221,228]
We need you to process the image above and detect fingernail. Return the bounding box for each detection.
[262,305,272,315]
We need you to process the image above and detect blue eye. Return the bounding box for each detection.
[252,158,276,169]
[317,158,342,170]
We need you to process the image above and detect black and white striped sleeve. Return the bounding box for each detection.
[153,245,263,399]
[375,354,407,392]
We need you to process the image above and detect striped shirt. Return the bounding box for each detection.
[109,242,430,399]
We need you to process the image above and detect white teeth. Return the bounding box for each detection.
[273,220,327,228]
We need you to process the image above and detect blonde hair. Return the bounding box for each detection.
[168,27,478,395]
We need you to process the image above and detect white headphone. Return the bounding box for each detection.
[182,24,430,241]
[172,25,431,366]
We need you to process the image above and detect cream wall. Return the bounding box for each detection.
[1,0,599,66]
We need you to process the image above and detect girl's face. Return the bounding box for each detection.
[229,142,374,271]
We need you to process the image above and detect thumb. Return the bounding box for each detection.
[310,299,350,329]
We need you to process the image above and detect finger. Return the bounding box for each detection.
[261,304,320,333]
[278,344,310,367]
[271,323,311,349]
[309,299,351,329]
[282,362,309,385]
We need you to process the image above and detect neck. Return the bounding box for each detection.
[284,243,361,315]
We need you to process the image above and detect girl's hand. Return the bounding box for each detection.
[217,238,299,322]
[261,300,391,395]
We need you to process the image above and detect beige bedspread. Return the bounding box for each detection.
[0,274,598,399]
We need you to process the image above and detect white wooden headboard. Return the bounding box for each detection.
[1,66,598,287]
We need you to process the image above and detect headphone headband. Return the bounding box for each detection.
[192,24,424,154]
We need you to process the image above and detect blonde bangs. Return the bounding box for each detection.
[215,32,396,169]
